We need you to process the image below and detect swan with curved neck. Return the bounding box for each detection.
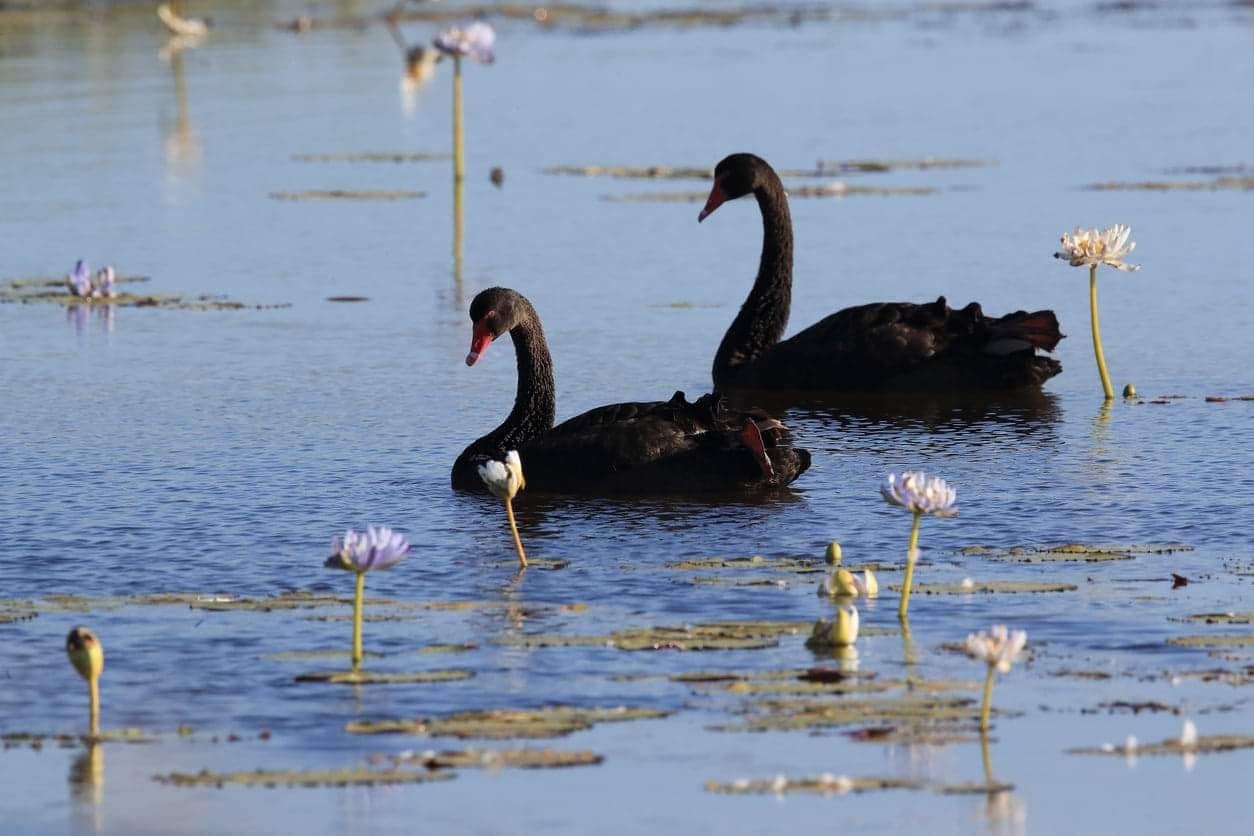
[699,153,1062,394]
[451,287,810,494]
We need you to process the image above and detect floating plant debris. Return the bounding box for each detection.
[1087,700,1179,715]
[1051,669,1113,680]
[293,152,449,163]
[496,620,811,652]
[890,580,1078,595]
[154,766,455,788]
[705,774,920,795]
[269,190,426,201]
[389,747,603,770]
[326,295,369,303]
[346,706,670,739]
[294,670,473,685]
[0,277,288,311]
[1068,734,1254,757]
[603,184,935,204]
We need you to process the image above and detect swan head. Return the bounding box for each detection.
[699,153,770,222]
[466,287,525,366]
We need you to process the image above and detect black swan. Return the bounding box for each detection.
[698,153,1063,394]
[451,288,811,494]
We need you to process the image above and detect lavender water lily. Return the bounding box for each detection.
[325,526,411,671]
[881,471,957,620]
[433,23,495,189]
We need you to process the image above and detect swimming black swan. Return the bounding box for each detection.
[451,288,810,494]
[698,153,1063,393]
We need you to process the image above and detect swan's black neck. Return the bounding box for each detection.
[713,172,793,389]
[456,309,556,471]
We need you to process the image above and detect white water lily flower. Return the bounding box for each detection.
[478,450,525,500]
[1180,719,1197,747]
[433,22,496,64]
[965,624,1027,673]
[881,471,957,517]
[1054,224,1141,272]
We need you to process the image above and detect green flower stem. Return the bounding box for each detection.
[1089,264,1114,400]
[898,511,921,621]
[979,663,996,733]
[505,497,528,568]
[452,55,464,186]
[88,675,100,738]
[351,571,366,673]
[980,728,994,785]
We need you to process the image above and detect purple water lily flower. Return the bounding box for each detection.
[95,267,117,299]
[327,525,411,572]
[433,22,495,64]
[67,260,93,297]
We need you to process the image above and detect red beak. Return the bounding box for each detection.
[739,421,774,480]
[466,317,493,366]
[698,180,726,223]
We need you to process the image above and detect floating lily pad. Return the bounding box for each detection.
[711,695,980,733]
[498,620,810,652]
[347,706,669,739]
[1170,613,1254,625]
[719,677,974,698]
[933,781,1015,795]
[294,670,473,685]
[293,152,448,163]
[690,577,792,588]
[3,728,153,749]
[154,766,454,788]
[666,555,824,573]
[486,558,569,570]
[843,726,982,747]
[1167,635,1254,648]
[390,748,602,769]
[326,295,369,303]
[269,190,425,201]
[1088,700,1179,715]
[302,613,417,623]
[705,774,921,795]
[1068,734,1254,756]
[1086,177,1254,192]
[419,643,478,654]
[1051,669,1113,680]
[0,277,288,311]
[890,581,1077,595]
[0,609,36,624]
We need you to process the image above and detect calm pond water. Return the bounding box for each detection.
[2,0,1253,833]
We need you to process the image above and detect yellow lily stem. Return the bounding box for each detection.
[898,511,921,621]
[980,663,996,733]
[452,55,464,186]
[88,675,100,738]
[505,497,528,568]
[351,570,365,673]
[1089,264,1114,400]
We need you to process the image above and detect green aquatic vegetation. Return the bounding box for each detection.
[346,706,670,739]
[961,542,1191,561]
[154,766,455,788]
[1171,613,1254,625]
[0,609,36,624]
[705,774,922,795]
[419,643,479,654]
[292,152,449,163]
[269,190,426,201]
[1050,669,1113,680]
[1167,635,1254,648]
[711,694,980,733]
[485,557,567,570]
[1086,176,1254,192]
[294,670,473,685]
[497,620,811,652]
[892,580,1077,595]
[933,781,1015,795]
[390,748,603,769]
[1068,734,1254,757]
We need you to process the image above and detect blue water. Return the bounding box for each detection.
[1,1,1252,833]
